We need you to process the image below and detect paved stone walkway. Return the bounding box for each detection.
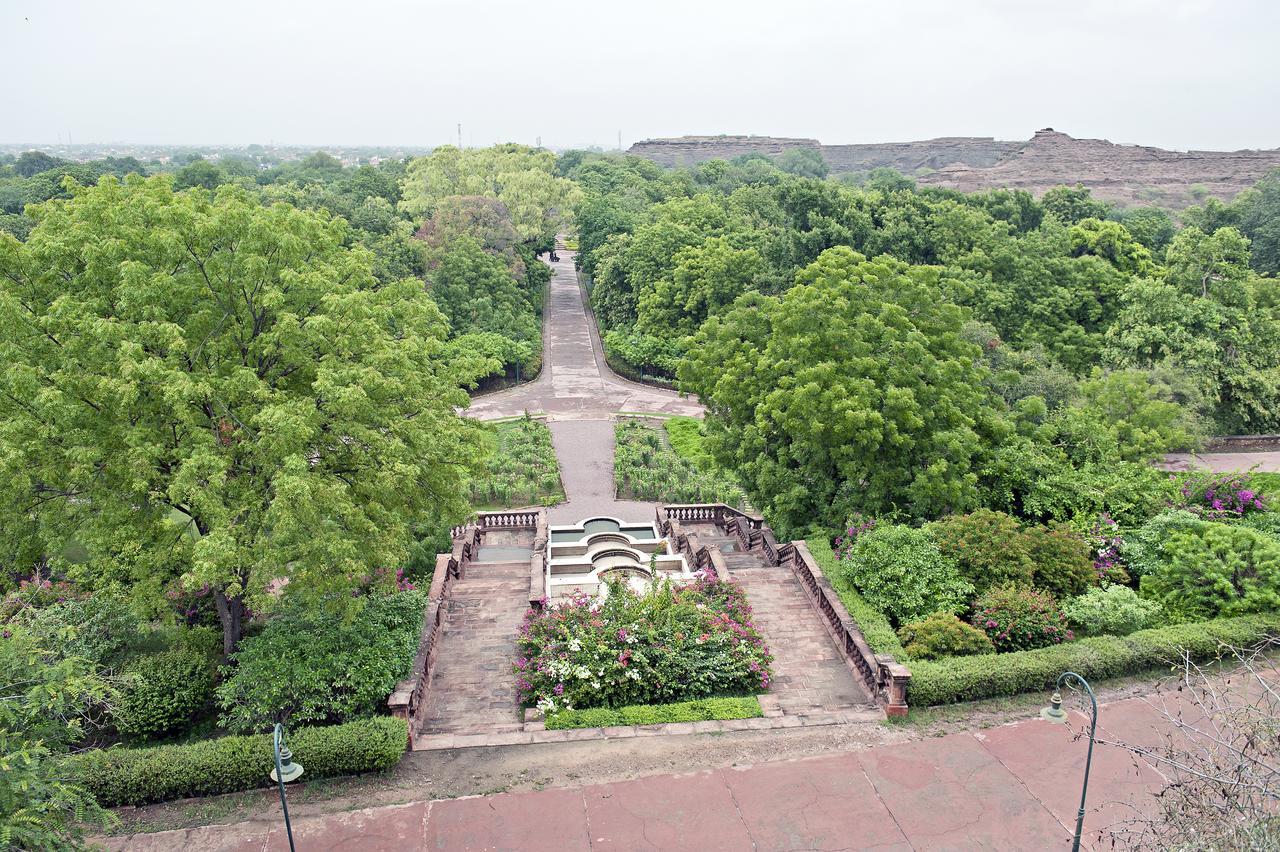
[1161,450,1280,473]
[465,250,703,422]
[547,418,658,524]
[416,558,530,737]
[105,690,1177,850]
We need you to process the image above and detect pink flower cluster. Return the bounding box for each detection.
[513,577,774,712]
[1178,472,1267,519]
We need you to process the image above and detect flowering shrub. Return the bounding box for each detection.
[971,584,1073,652]
[1177,472,1267,519]
[0,575,84,622]
[1082,513,1130,584]
[833,513,877,557]
[897,612,994,660]
[515,575,772,714]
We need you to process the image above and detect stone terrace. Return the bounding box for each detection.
[686,523,875,717]
[406,508,885,750]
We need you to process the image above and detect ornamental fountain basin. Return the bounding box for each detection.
[544,516,691,602]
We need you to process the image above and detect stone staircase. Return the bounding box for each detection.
[415,558,530,737]
[688,528,876,715]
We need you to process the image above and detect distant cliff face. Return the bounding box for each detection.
[919,129,1280,208]
[627,129,1280,208]
[626,135,822,167]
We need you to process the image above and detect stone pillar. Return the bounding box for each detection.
[882,662,912,717]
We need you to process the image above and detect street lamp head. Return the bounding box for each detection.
[270,746,304,783]
[1040,690,1068,724]
[271,723,305,784]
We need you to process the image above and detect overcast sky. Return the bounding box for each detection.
[5,0,1278,151]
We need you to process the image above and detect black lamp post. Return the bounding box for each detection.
[1040,671,1098,852]
[270,722,304,852]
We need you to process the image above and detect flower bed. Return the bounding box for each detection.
[515,575,773,715]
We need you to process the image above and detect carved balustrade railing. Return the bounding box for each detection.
[776,541,911,715]
[451,509,541,539]
[658,504,912,716]
[387,523,484,741]
[663,503,765,530]
[655,506,724,582]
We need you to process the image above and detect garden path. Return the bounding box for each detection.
[1161,450,1280,472]
[104,688,1178,850]
[464,248,703,422]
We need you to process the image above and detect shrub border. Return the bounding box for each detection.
[805,537,907,658]
[905,614,1280,706]
[544,696,762,730]
[64,716,408,808]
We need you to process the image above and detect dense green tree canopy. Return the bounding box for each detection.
[636,236,763,337]
[399,144,582,245]
[426,236,539,356]
[0,176,487,653]
[680,247,1007,535]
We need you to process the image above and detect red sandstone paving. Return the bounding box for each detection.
[977,711,1162,843]
[583,770,755,850]
[262,802,428,851]
[424,787,590,851]
[720,755,911,851]
[107,701,1180,851]
[857,733,1073,850]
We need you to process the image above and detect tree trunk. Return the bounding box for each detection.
[214,589,246,656]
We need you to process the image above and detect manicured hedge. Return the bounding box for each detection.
[65,716,407,807]
[805,537,907,659]
[906,614,1280,706]
[544,697,761,730]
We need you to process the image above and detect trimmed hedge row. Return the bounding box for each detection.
[545,696,761,730]
[907,614,1280,706]
[65,716,407,807]
[805,537,908,659]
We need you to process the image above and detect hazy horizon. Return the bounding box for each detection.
[6,0,1279,153]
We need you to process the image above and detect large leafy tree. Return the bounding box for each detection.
[426,236,539,351]
[1104,227,1280,431]
[0,176,487,654]
[399,144,581,246]
[679,247,1007,535]
[589,195,730,329]
[636,236,762,337]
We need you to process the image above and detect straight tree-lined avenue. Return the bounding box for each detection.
[465,248,703,422]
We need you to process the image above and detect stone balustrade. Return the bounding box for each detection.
[387,524,482,739]
[777,541,910,715]
[660,503,912,716]
[451,509,541,539]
